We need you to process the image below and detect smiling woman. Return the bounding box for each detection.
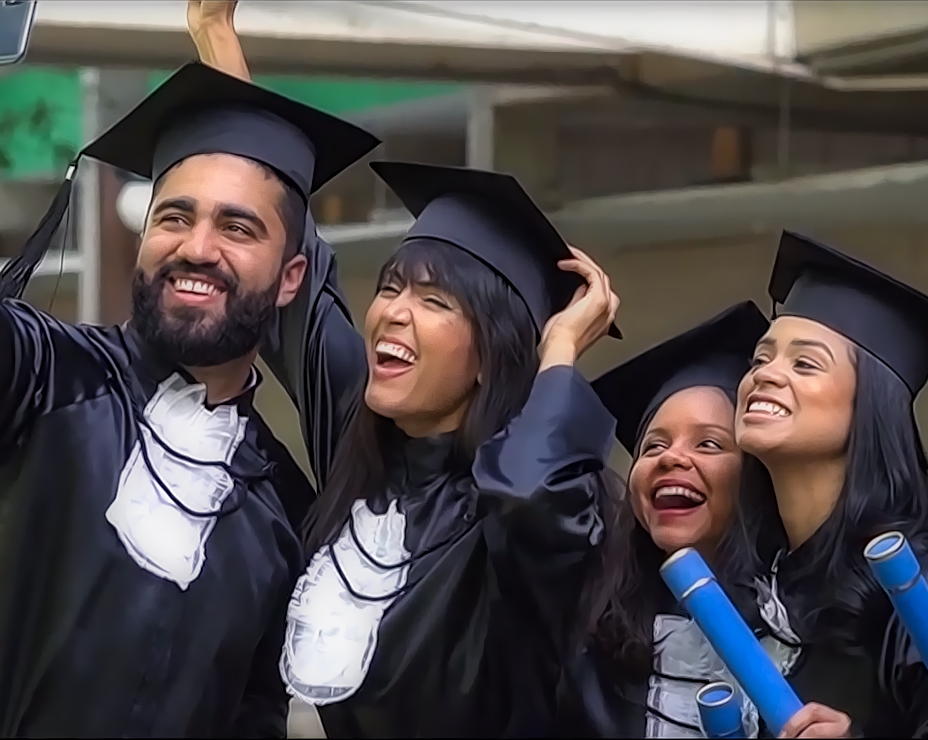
[557,301,781,739]
[718,231,928,738]
[275,160,620,738]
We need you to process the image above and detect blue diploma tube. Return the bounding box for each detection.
[864,531,928,666]
[661,548,804,737]
[696,681,745,739]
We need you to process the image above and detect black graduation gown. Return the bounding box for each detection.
[281,365,615,738]
[555,596,672,739]
[555,597,781,739]
[0,299,313,738]
[755,533,928,738]
[260,230,367,493]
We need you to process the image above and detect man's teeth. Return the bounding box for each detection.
[174,278,219,296]
[654,486,705,503]
[376,341,416,364]
[748,400,789,417]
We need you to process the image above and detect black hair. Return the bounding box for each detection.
[717,347,928,652]
[576,386,741,683]
[305,237,541,555]
[149,156,306,259]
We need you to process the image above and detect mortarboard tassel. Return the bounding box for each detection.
[0,161,78,300]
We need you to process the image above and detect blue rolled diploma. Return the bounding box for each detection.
[864,531,928,666]
[661,548,804,736]
[696,681,745,739]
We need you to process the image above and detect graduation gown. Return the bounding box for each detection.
[260,230,367,493]
[753,533,928,738]
[279,364,615,737]
[556,595,796,738]
[0,298,314,737]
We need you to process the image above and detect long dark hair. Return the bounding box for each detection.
[717,347,928,650]
[577,387,740,683]
[305,238,539,554]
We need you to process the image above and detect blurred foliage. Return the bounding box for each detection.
[0,98,76,175]
[0,68,81,180]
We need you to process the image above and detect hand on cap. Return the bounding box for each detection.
[187,1,238,35]
[538,246,620,370]
[778,703,852,738]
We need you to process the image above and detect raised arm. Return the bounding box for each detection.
[260,234,367,492]
[187,1,251,81]
[473,246,619,634]
[187,2,367,489]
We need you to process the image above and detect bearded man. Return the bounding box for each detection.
[0,61,378,737]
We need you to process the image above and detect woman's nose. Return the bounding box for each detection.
[382,293,414,325]
[751,358,788,387]
[657,446,692,469]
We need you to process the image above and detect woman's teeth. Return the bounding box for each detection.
[654,486,705,504]
[375,341,416,364]
[748,401,789,417]
[173,278,219,296]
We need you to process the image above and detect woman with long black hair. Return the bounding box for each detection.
[186,10,621,736]
[720,231,928,738]
[274,163,619,737]
[557,301,789,738]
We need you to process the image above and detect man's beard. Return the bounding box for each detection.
[129,262,279,368]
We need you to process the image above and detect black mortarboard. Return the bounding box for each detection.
[0,63,381,300]
[770,231,928,394]
[369,161,621,339]
[591,301,768,454]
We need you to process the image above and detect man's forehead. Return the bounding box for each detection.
[154,154,286,202]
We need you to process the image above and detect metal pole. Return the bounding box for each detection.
[466,86,496,170]
[78,67,101,324]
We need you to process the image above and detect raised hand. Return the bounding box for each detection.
[538,246,620,371]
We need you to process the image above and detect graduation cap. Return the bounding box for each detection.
[770,231,928,395]
[369,161,622,339]
[0,62,381,300]
[591,301,768,455]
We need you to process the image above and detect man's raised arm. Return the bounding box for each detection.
[187,1,367,491]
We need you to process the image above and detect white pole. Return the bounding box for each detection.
[77,67,101,325]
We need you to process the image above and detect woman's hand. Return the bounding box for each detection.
[187,0,238,35]
[779,703,852,738]
[538,246,619,371]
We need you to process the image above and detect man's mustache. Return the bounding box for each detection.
[152,261,236,294]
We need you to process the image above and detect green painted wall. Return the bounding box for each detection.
[0,67,462,180]
[146,71,461,115]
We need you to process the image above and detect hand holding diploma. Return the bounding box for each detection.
[660,548,803,737]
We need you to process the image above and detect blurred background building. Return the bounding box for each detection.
[6,1,928,732]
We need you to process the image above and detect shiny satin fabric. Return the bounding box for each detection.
[302,366,614,738]
[263,232,618,736]
[759,537,928,738]
[260,230,367,494]
[0,299,312,737]
[555,538,928,739]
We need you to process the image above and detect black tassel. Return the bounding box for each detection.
[0,161,78,300]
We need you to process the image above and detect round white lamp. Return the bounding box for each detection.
[116,180,153,235]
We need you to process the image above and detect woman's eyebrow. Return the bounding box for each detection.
[790,338,836,362]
